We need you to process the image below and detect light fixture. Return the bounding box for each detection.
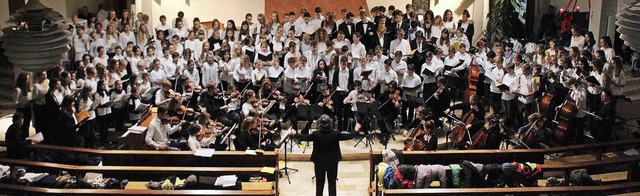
[1,0,71,72]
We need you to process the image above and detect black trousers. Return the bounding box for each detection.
[314,162,338,196]
[32,104,46,133]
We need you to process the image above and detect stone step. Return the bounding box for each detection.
[623,83,640,96]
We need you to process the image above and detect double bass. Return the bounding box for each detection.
[463,62,480,102]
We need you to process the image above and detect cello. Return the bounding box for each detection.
[467,117,499,150]
[403,121,428,151]
[553,98,576,141]
[463,62,480,102]
[449,112,475,147]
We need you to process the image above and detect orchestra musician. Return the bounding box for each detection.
[155,79,175,106]
[344,80,374,134]
[424,78,450,127]
[145,106,185,151]
[316,84,335,116]
[285,84,313,134]
[378,81,401,138]
[200,81,236,127]
[592,89,615,143]
[516,113,545,149]
[402,107,438,151]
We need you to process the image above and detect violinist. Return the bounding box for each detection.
[344,80,374,133]
[400,64,422,126]
[402,107,438,151]
[315,84,335,116]
[233,116,274,151]
[592,89,615,143]
[378,81,401,134]
[187,124,208,151]
[179,77,201,111]
[200,82,235,127]
[145,106,184,151]
[259,80,283,119]
[285,84,313,134]
[516,113,545,149]
[425,78,450,127]
[188,113,228,151]
[155,79,175,106]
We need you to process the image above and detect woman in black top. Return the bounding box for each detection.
[290,114,352,196]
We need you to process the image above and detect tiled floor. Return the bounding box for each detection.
[278,160,370,196]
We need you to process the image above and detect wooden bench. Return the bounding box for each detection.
[0,183,274,195]
[0,158,277,195]
[13,145,281,195]
[26,144,279,167]
[369,140,640,195]
[542,155,640,182]
[382,181,640,195]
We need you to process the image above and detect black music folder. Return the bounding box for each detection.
[497,84,510,91]
[361,69,373,78]
[268,71,284,82]
[584,76,600,86]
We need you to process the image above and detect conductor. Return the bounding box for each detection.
[289,114,353,196]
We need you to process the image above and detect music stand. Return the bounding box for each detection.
[276,127,297,184]
[354,102,379,151]
[297,104,323,153]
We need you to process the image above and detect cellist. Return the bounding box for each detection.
[445,93,485,133]
[402,107,438,151]
[516,113,545,149]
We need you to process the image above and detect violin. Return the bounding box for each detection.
[294,94,310,106]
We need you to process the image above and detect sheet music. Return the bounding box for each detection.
[27,132,44,143]
[194,148,215,157]
[128,125,147,133]
[134,103,150,112]
[214,175,238,187]
[484,69,498,81]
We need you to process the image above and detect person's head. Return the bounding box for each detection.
[318,114,333,132]
[292,84,301,95]
[444,9,453,22]
[528,113,542,126]
[403,3,413,13]
[522,65,532,76]
[602,89,612,103]
[188,123,202,136]
[354,80,363,91]
[384,59,392,71]
[462,9,470,22]
[600,36,612,48]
